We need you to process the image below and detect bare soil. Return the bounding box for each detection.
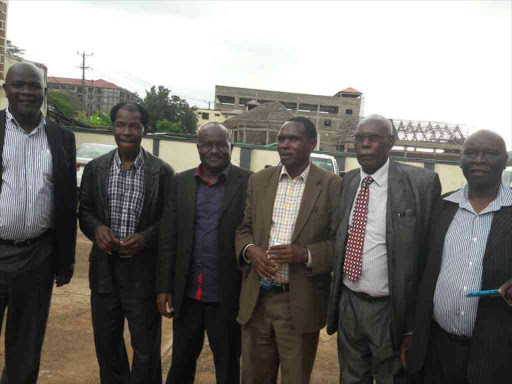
[0,230,339,383]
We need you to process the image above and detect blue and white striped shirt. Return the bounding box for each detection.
[433,183,512,337]
[0,108,54,240]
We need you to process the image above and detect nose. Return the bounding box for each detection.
[473,152,486,163]
[360,137,372,147]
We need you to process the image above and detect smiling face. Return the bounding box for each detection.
[461,130,508,190]
[197,124,232,172]
[354,120,395,174]
[277,121,316,177]
[113,108,144,156]
[3,63,45,120]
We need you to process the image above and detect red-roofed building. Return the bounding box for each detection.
[48,76,138,114]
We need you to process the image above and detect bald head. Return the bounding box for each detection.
[356,114,393,135]
[198,123,231,143]
[5,62,43,85]
[463,129,506,154]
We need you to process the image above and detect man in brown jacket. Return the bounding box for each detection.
[235,117,342,384]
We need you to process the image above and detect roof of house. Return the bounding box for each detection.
[340,87,362,94]
[47,76,121,90]
[223,101,296,129]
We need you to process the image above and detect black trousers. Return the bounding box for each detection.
[91,261,162,384]
[423,322,470,384]
[166,297,241,384]
[0,237,54,384]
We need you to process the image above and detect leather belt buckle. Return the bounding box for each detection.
[14,239,30,247]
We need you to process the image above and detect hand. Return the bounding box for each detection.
[400,335,412,369]
[246,245,276,280]
[55,264,75,287]
[498,279,512,306]
[267,244,308,265]
[95,225,120,252]
[119,233,145,257]
[157,293,173,319]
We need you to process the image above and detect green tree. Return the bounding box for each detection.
[143,85,198,134]
[76,112,112,128]
[156,119,183,134]
[6,40,25,59]
[48,90,74,117]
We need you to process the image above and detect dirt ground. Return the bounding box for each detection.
[0,231,339,383]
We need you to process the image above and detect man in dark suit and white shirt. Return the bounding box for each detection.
[156,123,252,384]
[327,114,441,384]
[407,130,512,384]
[0,62,77,383]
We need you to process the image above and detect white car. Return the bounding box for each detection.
[76,143,117,190]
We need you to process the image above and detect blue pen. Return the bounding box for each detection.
[466,289,499,297]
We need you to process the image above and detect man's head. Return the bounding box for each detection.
[461,130,508,191]
[354,114,395,174]
[110,103,148,155]
[3,62,46,120]
[277,117,317,176]
[197,123,232,171]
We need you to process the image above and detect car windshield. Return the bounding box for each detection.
[312,158,334,172]
[77,145,115,159]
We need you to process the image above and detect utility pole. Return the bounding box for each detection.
[77,51,93,121]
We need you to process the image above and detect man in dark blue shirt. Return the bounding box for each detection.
[157,123,252,384]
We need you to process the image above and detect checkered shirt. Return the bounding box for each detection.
[107,148,145,240]
[268,164,310,284]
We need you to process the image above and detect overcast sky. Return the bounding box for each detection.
[7,1,512,145]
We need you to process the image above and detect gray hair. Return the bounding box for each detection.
[357,114,393,135]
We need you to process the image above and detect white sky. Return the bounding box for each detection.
[7,1,512,146]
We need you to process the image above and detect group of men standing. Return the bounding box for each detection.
[0,61,511,384]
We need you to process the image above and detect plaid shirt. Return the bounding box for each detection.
[268,163,310,284]
[107,148,145,240]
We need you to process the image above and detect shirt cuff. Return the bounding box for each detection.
[242,244,255,264]
[306,248,312,267]
[404,331,413,336]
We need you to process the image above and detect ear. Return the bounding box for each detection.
[310,138,318,151]
[388,135,396,149]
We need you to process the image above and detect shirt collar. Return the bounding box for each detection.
[6,107,46,134]
[359,158,389,187]
[444,183,512,214]
[113,147,145,171]
[195,163,231,185]
[280,162,311,182]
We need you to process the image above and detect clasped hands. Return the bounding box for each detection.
[246,244,308,279]
[95,225,144,257]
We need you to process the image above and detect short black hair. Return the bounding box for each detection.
[286,116,317,139]
[110,102,149,129]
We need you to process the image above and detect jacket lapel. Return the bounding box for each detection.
[0,110,6,190]
[483,206,512,260]
[45,122,59,181]
[139,151,160,226]
[291,165,322,243]
[219,165,242,221]
[387,160,405,218]
[260,167,281,248]
[97,150,115,223]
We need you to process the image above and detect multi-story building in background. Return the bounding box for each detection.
[48,77,138,115]
[215,85,363,151]
[0,0,7,82]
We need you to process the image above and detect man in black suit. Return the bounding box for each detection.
[156,122,252,384]
[0,62,77,383]
[327,114,441,384]
[407,130,512,384]
[79,102,174,384]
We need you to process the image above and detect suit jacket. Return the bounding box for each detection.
[327,160,441,351]
[0,109,77,274]
[407,192,512,383]
[235,164,342,334]
[156,164,252,321]
[79,148,174,297]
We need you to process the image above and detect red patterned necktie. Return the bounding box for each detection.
[343,176,374,282]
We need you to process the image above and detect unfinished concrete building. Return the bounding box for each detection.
[215,85,362,151]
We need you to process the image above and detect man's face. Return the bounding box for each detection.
[354,121,395,174]
[277,122,316,172]
[197,126,232,171]
[113,109,144,154]
[461,133,508,190]
[3,67,45,119]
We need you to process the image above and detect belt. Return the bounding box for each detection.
[0,231,49,247]
[433,321,472,343]
[261,283,290,294]
[347,287,389,302]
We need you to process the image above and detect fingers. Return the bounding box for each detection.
[55,273,72,287]
[157,294,173,318]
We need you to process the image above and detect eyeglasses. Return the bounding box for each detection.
[353,134,391,143]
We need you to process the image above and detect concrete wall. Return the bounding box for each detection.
[72,128,466,193]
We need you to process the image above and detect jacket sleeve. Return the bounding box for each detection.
[306,175,343,276]
[78,161,104,242]
[139,163,175,248]
[235,174,257,268]
[155,173,178,294]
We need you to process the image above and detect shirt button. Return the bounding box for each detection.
[461,311,465,316]
[473,238,477,242]
[469,262,473,266]
[464,286,467,291]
